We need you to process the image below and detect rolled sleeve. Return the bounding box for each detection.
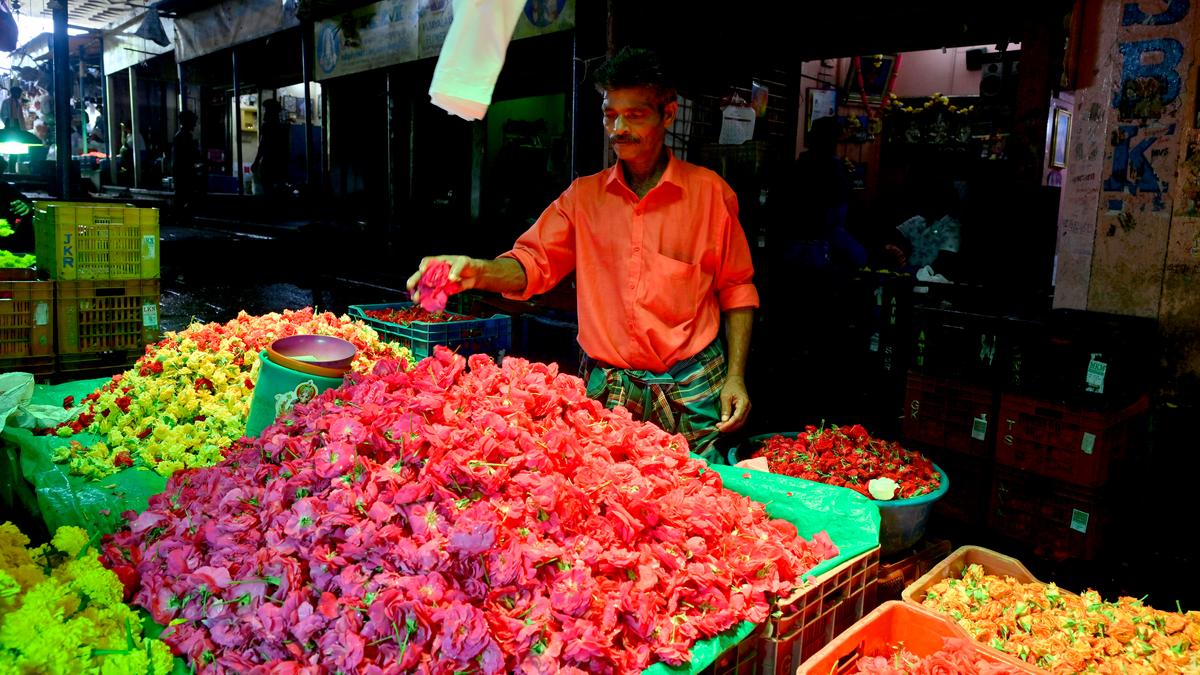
[719,283,760,311]
[715,189,760,311]
[498,190,577,301]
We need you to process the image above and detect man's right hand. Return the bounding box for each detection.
[406,255,479,302]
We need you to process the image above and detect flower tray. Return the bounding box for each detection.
[349,302,510,360]
[797,601,1037,674]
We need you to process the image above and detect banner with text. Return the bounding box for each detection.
[315,0,574,81]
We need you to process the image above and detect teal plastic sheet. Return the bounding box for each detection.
[643,620,757,675]
[1,377,168,538]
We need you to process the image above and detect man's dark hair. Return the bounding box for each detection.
[593,47,676,109]
[179,110,198,127]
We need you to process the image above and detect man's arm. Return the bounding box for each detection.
[717,307,753,433]
[406,256,528,298]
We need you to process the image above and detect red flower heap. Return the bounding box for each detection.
[416,259,461,312]
[104,348,835,674]
[365,306,470,326]
[753,425,941,499]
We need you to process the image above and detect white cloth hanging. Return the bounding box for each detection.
[428,0,526,121]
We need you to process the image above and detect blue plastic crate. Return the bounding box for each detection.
[348,302,511,361]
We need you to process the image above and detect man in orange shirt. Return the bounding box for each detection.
[408,48,758,461]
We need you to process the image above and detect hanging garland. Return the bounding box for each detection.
[852,54,903,138]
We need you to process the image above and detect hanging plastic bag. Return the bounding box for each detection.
[718,93,755,144]
[0,372,34,435]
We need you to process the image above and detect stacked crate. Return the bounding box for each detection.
[0,271,55,376]
[33,202,161,376]
[902,305,1154,562]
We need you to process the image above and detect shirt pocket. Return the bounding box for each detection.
[640,251,705,327]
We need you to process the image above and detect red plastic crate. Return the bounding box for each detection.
[758,547,880,674]
[988,466,1108,561]
[901,371,996,458]
[797,601,1037,674]
[0,280,54,358]
[995,393,1148,487]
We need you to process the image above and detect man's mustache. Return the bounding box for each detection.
[610,135,639,144]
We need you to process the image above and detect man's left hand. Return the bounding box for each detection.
[717,375,751,433]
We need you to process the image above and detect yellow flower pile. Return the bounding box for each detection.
[0,523,176,674]
[54,308,411,480]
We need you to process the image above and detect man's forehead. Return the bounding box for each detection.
[602,86,661,108]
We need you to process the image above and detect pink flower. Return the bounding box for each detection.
[432,602,491,662]
[416,260,461,313]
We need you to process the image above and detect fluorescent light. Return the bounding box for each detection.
[0,142,31,155]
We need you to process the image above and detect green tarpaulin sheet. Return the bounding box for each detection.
[0,377,168,538]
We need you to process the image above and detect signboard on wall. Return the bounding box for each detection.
[315,0,575,81]
[176,0,300,62]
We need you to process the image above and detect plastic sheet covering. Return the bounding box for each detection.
[1,378,167,537]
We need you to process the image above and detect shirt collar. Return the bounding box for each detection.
[605,150,684,197]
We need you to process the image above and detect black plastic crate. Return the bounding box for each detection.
[1034,309,1158,405]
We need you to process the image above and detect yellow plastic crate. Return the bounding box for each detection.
[56,279,160,354]
[33,201,160,280]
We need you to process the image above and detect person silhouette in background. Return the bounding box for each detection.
[172,111,200,213]
[766,115,866,277]
[252,99,289,197]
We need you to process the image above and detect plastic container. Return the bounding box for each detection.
[0,279,53,359]
[56,279,160,354]
[245,349,346,438]
[995,392,1148,487]
[349,302,511,361]
[268,334,357,370]
[758,547,881,674]
[33,201,160,280]
[902,545,1071,609]
[797,601,1037,674]
[730,433,948,555]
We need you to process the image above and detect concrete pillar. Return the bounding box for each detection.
[1054,0,1200,396]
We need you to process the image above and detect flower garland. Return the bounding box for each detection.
[103,348,838,673]
[0,522,176,674]
[52,308,410,480]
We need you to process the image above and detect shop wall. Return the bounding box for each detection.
[1053,0,1200,396]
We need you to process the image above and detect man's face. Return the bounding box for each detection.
[603,86,676,164]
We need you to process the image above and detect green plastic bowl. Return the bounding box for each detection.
[730,432,949,555]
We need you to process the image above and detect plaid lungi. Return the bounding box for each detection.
[581,340,727,463]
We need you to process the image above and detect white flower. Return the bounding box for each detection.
[868,477,899,501]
